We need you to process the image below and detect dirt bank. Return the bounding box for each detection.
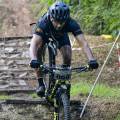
[0,98,120,120]
[0,0,33,37]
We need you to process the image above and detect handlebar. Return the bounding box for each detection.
[71,66,89,72]
[40,64,90,74]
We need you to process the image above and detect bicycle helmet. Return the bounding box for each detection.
[48,1,70,22]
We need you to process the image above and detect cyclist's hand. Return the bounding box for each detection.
[30,60,40,68]
[88,60,99,69]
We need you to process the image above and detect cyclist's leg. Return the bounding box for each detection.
[33,43,45,97]
[35,37,49,97]
[60,45,72,66]
[58,33,72,66]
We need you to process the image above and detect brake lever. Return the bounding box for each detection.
[40,64,53,74]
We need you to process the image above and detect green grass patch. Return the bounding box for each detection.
[114,114,120,120]
[29,93,39,98]
[71,81,120,99]
[0,95,12,100]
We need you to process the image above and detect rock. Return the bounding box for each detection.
[5,47,15,53]
[22,51,30,58]
[0,76,10,80]
[26,41,30,46]
[0,59,5,65]
[16,60,29,65]
[0,42,5,46]
[9,81,18,87]
[19,41,26,46]
[6,42,17,46]
[0,66,9,70]
[7,60,15,66]
[9,54,20,58]
[18,80,27,86]
[19,72,28,78]
[0,84,9,89]
[0,80,9,85]
[0,54,7,58]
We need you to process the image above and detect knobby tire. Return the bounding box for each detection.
[58,93,70,120]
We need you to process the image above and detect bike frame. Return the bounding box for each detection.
[42,40,71,120]
[41,40,89,120]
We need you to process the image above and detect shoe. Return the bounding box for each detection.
[36,85,45,97]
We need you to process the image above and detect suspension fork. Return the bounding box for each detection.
[48,41,57,89]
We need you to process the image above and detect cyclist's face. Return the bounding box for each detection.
[51,18,65,30]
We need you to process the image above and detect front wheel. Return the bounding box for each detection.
[58,93,70,120]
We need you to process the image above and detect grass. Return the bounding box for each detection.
[0,95,12,100]
[30,80,120,99]
[114,114,120,120]
[71,81,120,99]
[0,93,39,101]
[1,81,119,100]
[30,93,39,98]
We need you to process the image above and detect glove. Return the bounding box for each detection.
[30,60,41,68]
[88,60,99,69]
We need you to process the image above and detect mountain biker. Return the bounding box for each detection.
[29,1,99,97]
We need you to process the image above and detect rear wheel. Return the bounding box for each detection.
[58,93,70,120]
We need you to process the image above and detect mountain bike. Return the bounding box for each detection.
[30,23,89,120]
[39,39,89,120]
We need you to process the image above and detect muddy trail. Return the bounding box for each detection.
[0,99,119,120]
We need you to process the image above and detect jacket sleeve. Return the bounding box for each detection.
[33,18,46,38]
[68,18,83,36]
